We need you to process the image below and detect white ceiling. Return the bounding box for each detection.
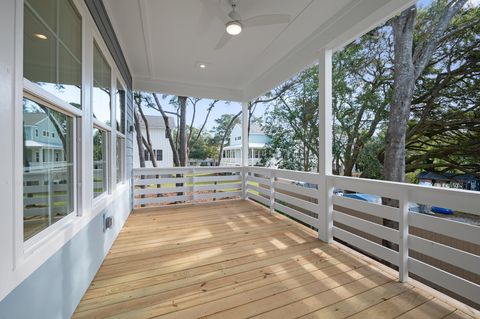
[104,0,414,102]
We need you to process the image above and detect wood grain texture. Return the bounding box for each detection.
[73,200,475,319]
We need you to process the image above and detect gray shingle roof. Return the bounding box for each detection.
[140,115,176,129]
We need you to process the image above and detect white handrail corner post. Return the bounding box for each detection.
[270,170,275,214]
[399,189,409,282]
[241,102,249,200]
[318,48,334,243]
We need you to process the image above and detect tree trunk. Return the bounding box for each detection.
[138,105,157,167]
[134,107,146,168]
[152,94,180,166]
[382,1,467,253]
[178,96,188,167]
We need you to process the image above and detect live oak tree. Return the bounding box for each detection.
[384,0,469,183]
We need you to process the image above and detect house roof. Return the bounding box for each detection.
[417,171,480,182]
[417,172,451,181]
[104,0,414,102]
[249,123,264,134]
[139,115,176,129]
[23,113,47,126]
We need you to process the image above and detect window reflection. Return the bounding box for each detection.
[24,0,82,108]
[116,136,124,184]
[116,82,126,133]
[93,43,111,125]
[93,128,107,197]
[23,98,74,240]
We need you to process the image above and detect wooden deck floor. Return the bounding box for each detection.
[74,200,477,319]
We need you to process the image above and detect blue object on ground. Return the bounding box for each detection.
[431,206,454,215]
[343,193,379,203]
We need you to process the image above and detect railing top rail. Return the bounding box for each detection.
[329,174,480,216]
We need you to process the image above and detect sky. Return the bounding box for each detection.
[142,95,270,132]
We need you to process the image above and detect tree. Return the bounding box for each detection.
[384,0,468,183]
[211,113,241,165]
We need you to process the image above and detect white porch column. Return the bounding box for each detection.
[241,102,249,199]
[318,48,333,243]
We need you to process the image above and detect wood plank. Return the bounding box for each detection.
[395,298,456,319]
[297,281,412,318]
[73,200,477,319]
[252,273,394,319]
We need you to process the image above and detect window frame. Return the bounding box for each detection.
[22,89,80,250]
[114,78,127,185]
[9,0,130,292]
[92,122,109,202]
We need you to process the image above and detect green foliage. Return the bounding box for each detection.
[262,67,319,171]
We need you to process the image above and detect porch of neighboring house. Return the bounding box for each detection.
[74,200,476,319]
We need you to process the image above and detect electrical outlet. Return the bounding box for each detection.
[103,214,114,232]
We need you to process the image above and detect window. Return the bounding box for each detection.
[35,129,38,137]
[155,149,163,161]
[52,132,55,138]
[55,152,59,162]
[23,98,75,241]
[144,150,150,161]
[93,42,111,125]
[93,128,107,198]
[43,130,46,136]
[115,81,125,133]
[116,81,125,184]
[24,0,82,107]
[116,136,124,184]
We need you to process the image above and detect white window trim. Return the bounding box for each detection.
[92,124,110,204]
[2,0,130,302]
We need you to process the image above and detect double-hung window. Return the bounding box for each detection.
[23,0,81,241]
[92,42,111,198]
[115,81,126,184]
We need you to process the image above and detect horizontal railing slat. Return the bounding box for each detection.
[136,195,191,205]
[274,181,318,198]
[247,184,270,197]
[333,210,398,244]
[333,226,398,266]
[409,258,480,304]
[274,192,318,213]
[247,192,270,207]
[274,202,318,228]
[333,195,399,222]
[409,212,480,246]
[409,235,480,275]
[246,175,270,185]
[195,191,241,200]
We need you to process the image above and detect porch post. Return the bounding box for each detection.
[318,48,333,243]
[241,102,249,199]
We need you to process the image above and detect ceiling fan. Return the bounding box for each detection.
[201,0,291,50]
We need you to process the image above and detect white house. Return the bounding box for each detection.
[133,115,175,168]
[221,123,270,166]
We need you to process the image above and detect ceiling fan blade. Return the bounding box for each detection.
[215,32,233,50]
[243,14,291,28]
[200,0,229,24]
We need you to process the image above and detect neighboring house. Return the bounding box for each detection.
[23,112,65,170]
[417,171,480,191]
[133,115,175,168]
[221,123,270,166]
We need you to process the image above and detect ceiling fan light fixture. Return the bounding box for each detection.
[226,21,242,35]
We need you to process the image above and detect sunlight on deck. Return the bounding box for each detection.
[73,200,477,319]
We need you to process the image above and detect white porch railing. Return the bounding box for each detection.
[132,166,480,306]
[133,166,243,206]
